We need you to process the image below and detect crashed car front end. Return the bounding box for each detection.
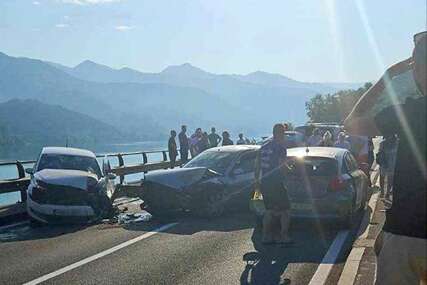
[27,169,112,224]
[142,167,223,214]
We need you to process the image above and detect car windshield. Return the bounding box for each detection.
[37,154,102,178]
[286,156,338,177]
[184,151,238,174]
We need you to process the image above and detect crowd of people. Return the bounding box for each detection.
[167,125,252,168]
[306,128,352,149]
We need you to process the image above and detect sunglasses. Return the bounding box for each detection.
[414,31,427,45]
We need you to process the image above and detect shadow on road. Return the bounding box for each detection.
[0,223,89,242]
[239,219,337,285]
[239,208,373,285]
[124,210,256,235]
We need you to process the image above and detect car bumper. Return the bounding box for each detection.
[290,195,352,219]
[252,194,353,220]
[27,197,96,224]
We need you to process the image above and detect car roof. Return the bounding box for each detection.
[41,147,96,158]
[287,147,347,159]
[207,145,260,153]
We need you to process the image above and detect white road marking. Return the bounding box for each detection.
[0,221,29,231]
[308,230,350,285]
[23,222,178,285]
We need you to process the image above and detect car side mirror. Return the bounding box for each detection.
[25,168,34,175]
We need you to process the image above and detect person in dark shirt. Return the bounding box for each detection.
[368,137,375,169]
[168,130,178,169]
[236,133,246,145]
[255,123,292,245]
[208,127,221,147]
[197,132,210,153]
[222,131,234,146]
[347,32,426,285]
[178,125,189,164]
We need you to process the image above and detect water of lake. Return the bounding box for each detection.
[0,141,168,206]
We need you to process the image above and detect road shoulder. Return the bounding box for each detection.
[338,167,385,285]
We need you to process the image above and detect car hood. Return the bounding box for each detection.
[34,169,99,191]
[144,167,218,191]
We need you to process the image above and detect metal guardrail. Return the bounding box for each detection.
[0,149,184,222]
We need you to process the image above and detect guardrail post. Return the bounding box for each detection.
[142,152,148,174]
[16,161,27,202]
[117,154,124,184]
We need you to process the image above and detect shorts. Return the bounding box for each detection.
[376,231,427,285]
[260,177,290,211]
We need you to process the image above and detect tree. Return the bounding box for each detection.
[305,83,372,123]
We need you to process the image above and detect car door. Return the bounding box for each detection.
[226,151,257,206]
[343,153,363,208]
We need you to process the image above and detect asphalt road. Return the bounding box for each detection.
[0,208,365,285]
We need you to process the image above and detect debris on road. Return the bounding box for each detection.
[117,212,152,224]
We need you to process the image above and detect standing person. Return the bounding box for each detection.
[197,132,210,153]
[255,123,292,245]
[368,137,375,169]
[222,131,234,146]
[307,128,322,146]
[345,32,427,285]
[334,132,351,150]
[236,133,246,145]
[208,127,221,148]
[178,125,189,164]
[168,130,178,169]
[190,128,202,157]
[320,131,334,147]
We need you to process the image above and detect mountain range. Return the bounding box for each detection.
[0,51,364,148]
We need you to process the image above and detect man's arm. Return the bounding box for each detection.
[344,57,413,135]
[349,57,412,117]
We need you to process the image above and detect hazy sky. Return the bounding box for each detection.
[0,0,425,82]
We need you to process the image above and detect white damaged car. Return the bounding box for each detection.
[26,147,116,224]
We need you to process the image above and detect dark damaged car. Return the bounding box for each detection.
[26,147,116,224]
[142,145,259,217]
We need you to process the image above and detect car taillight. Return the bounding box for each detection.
[329,177,346,192]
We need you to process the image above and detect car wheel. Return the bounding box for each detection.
[341,196,356,229]
[196,190,225,218]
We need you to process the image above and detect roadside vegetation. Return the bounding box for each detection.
[305,82,372,123]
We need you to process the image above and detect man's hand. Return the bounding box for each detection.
[344,57,412,136]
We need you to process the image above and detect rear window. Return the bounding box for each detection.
[286,156,338,177]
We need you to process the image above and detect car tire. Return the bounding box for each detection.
[196,190,225,218]
[341,196,356,229]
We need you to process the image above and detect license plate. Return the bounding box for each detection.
[291,203,312,211]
